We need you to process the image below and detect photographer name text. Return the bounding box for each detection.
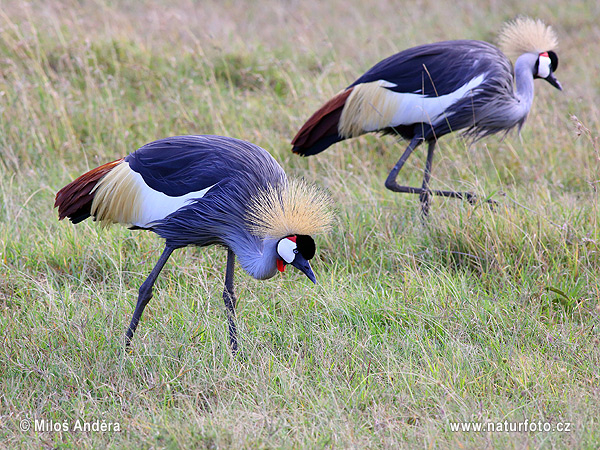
[20,418,121,433]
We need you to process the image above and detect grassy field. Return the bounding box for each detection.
[1,0,599,448]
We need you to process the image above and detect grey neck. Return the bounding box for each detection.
[227,236,279,281]
[513,53,537,117]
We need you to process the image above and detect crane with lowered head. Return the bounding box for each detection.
[55,135,333,353]
[291,17,562,216]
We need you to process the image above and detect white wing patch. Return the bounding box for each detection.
[339,75,486,137]
[91,161,216,227]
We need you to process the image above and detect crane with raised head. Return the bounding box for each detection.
[292,17,562,216]
[55,135,333,353]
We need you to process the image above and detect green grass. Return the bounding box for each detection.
[1,0,600,448]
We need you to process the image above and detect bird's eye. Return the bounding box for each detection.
[293,249,299,254]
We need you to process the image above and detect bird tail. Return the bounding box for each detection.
[291,88,353,156]
[55,158,124,224]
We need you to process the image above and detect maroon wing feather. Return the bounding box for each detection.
[291,88,353,155]
[55,158,124,223]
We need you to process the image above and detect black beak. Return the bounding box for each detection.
[545,72,562,91]
[291,253,317,284]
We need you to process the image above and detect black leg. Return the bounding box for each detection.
[125,246,175,346]
[385,138,483,208]
[419,141,436,217]
[385,136,423,192]
[223,248,239,354]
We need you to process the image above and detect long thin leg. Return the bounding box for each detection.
[223,248,239,354]
[125,246,175,346]
[385,136,423,192]
[419,141,436,217]
[385,137,481,207]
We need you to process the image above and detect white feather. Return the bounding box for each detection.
[130,170,215,227]
[368,74,486,131]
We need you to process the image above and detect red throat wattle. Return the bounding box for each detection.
[277,259,285,272]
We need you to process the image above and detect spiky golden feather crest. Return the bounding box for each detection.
[245,178,334,239]
[498,17,558,59]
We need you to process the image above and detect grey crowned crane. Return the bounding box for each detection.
[55,135,333,353]
[292,17,562,215]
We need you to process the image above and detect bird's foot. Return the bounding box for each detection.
[123,333,135,353]
[462,193,498,210]
[419,190,431,219]
[230,338,239,356]
[385,182,498,212]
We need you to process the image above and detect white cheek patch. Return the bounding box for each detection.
[277,238,297,264]
[537,55,551,78]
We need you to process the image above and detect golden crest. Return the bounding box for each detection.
[498,17,558,59]
[245,178,334,239]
